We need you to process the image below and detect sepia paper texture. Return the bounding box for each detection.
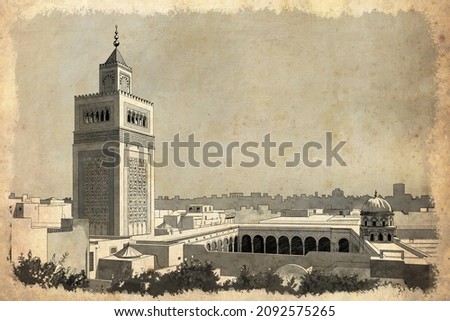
[0,0,449,300]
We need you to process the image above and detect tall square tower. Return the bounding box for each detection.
[73,28,155,236]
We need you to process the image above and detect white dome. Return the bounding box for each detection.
[361,195,392,213]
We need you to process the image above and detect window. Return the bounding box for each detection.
[89,252,94,272]
[110,247,117,254]
[127,109,148,128]
[84,108,110,124]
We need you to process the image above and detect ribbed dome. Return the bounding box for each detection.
[362,195,392,213]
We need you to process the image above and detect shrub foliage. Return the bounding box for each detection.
[107,260,380,297]
[110,258,220,297]
[13,251,88,291]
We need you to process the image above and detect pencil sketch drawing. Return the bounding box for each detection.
[3,6,448,299]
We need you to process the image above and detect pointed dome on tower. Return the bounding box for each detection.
[98,25,133,93]
[104,48,128,66]
[102,25,130,67]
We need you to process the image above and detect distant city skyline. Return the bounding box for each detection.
[11,11,435,198]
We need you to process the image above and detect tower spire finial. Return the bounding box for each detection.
[113,25,120,48]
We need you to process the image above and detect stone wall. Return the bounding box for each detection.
[184,244,370,277]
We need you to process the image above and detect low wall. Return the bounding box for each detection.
[396,229,437,239]
[133,242,184,268]
[184,244,370,277]
[370,259,405,279]
[370,258,431,289]
[97,259,131,280]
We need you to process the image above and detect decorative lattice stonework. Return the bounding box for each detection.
[83,157,110,227]
[127,157,148,224]
[119,72,130,92]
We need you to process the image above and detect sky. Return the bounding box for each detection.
[10,10,436,198]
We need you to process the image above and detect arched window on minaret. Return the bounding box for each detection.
[95,111,100,122]
[105,109,110,121]
[100,110,105,122]
[143,116,147,127]
[127,110,131,123]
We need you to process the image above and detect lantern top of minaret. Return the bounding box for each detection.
[101,25,129,68]
[113,25,120,48]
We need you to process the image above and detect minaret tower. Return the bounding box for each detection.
[73,27,155,236]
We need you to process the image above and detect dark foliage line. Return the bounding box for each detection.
[108,259,381,297]
[13,253,436,297]
[13,251,88,291]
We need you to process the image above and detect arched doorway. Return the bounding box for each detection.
[228,237,233,252]
[265,236,277,254]
[305,237,317,254]
[387,234,392,242]
[278,236,290,254]
[234,236,238,252]
[378,233,383,242]
[338,238,349,252]
[291,236,303,255]
[370,234,374,241]
[253,235,264,253]
[241,235,251,252]
[318,237,331,252]
[218,239,223,251]
[223,238,229,252]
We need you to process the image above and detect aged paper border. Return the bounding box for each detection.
[0,0,448,300]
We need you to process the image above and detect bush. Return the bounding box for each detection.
[109,258,220,297]
[13,251,88,291]
[106,261,380,298]
[296,270,379,296]
[233,265,285,293]
[109,268,156,296]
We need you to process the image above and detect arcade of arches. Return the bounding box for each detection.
[205,235,239,252]
[239,235,350,254]
[203,234,352,255]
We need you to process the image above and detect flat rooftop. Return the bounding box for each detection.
[371,241,429,264]
[259,215,360,232]
[131,224,239,244]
